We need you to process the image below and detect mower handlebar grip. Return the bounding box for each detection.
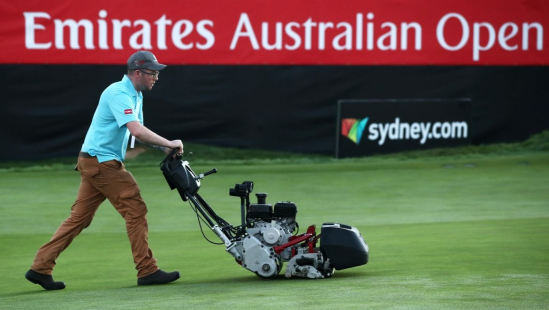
[202,168,218,177]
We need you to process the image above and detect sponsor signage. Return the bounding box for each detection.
[1,0,548,65]
[335,99,472,158]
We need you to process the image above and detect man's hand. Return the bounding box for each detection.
[168,140,184,156]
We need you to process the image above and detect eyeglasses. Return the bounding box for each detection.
[138,70,160,77]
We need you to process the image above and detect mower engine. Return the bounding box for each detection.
[246,200,297,248]
[233,190,368,279]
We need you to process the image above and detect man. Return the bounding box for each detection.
[25,51,183,290]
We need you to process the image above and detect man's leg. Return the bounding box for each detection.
[27,157,106,289]
[31,178,105,274]
[94,159,179,284]
[90,159,159,277]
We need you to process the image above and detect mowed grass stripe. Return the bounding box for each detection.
[1,153,547,234]
[1,217,547,308]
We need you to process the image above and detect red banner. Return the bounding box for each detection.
[1,0,548,65]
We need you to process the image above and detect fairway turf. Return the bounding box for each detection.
[0,152,548,309]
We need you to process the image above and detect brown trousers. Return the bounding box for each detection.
[31,156,158,278]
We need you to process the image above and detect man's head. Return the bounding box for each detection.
[127,51,167,91]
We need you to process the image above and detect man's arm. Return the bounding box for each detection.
[135,138,168,153]
[126,121,183,154]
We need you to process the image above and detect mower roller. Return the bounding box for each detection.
[160,148,369,279]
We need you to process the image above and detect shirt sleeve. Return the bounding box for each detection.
[109,93,140,127]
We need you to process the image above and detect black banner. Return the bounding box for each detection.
[0,65,548,161]
[336,99,472,158]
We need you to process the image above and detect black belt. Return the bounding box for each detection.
[79,151,95,158]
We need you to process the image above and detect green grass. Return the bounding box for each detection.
[1,132,548,309]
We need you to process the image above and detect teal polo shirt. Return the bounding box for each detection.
[81,75,144,163]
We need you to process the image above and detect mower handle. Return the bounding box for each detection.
[196,168,218,180]
[160,147,182,175]
[164,147,182,162]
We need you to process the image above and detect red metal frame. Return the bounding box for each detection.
[273,224,318,255]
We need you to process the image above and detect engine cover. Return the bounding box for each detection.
[239,236,278,279]
[246,219,296,247]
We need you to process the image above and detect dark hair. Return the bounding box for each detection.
[127,69,137,76]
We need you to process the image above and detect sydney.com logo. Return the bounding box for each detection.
[341,117,468,145]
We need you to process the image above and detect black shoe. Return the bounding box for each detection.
[25,269,65,290]
[137,269,180,286]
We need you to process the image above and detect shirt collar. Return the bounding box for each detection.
[122,75,142,99]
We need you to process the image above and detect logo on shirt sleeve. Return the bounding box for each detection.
[124,109,133,115]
